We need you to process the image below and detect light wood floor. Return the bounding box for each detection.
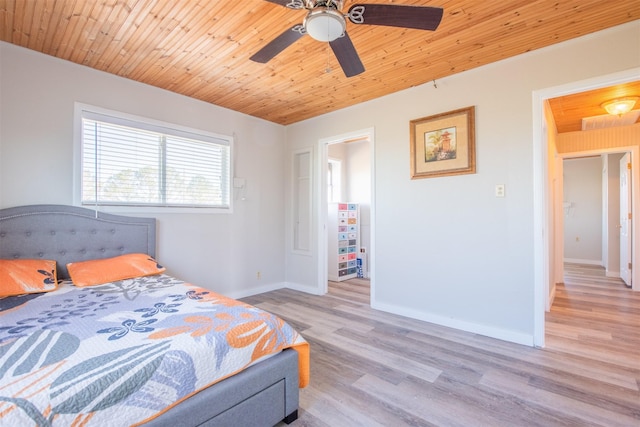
[243,269,640,427]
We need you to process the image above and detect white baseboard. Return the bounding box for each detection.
[371,300,534,347]
[606,270,621,278]
[226,282,285,300]
[564,258,603,266]
[285,281,325,295]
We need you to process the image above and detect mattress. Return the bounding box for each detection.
[0,274,309,426]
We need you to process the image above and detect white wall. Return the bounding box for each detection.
[0,42,287,298]
[563,157,603,264]
[345,141,371,274]
[284,21,640,344]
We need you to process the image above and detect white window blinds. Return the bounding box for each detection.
[81,110,231,209]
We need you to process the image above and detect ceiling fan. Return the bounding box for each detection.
[250,1,444,77]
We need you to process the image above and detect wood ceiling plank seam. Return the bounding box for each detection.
[41,0,78,55]
[423,0,536,43]
[97,0,179,75]
[138,13,281,94]
[64,0,105,63]
[65,1,101,64]
[249,65,367,102]
[13,0,35,46]
[167,3,280,74]
[0,0,15,41]
[233,74,333,109]
[71,0,119,66]
[126,2,236,83]
[76,0,135,67]
[27,0,48,50]
[91,0,157,70]
[435,14,628,68]
[38,0,68,53]
[56,0,96,60]
[393,2,617,58]
[123,1,239,82]
[213,68,322,109]
[128,38,227,88]
[105,0,186,77]
[356,4,632,76]
[116,0,200,76]
[7,0,23,45]
[421,1,636,59]
[168,23,302,97]
[241,82,349,119]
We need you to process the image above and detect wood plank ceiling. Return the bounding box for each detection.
[1,0,639,126]
[548,81,640,133]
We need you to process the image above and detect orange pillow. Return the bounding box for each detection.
[0,259,58,297]
[67,253,165,287]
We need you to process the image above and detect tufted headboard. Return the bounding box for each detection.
[0,204,156,280]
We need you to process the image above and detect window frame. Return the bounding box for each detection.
[74,103,234,214]
[327,157,342,203]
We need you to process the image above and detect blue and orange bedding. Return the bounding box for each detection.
[0,274,309,426]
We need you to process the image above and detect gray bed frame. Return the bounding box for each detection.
[0,204,299,427]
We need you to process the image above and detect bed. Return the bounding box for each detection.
[0,204,308,426]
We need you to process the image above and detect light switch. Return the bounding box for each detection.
[495,184,505,198]
[233,177,246,189]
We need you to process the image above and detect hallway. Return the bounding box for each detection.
[546,263,639,373]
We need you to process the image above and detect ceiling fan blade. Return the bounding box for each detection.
[263,0,305,10]
[329,32,365,78]
[348,4,443,31]
[250,24,306,63]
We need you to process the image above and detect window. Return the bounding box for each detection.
[327,158,342,203]
[78,105,231,210]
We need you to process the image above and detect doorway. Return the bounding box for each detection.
[533,68,640,347]
[317,128,375,304]
[562,153,631,284]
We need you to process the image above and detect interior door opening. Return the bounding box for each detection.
[318,129,375,305]
[533,68,640,348]
[560,153,632,287]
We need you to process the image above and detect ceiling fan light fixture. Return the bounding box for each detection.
[601,97,638,116]
[304,9,345,42]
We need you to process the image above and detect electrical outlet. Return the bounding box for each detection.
[256,271,261,280]
[495,184,505,198]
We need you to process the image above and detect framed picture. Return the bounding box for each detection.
[410,106,476,179]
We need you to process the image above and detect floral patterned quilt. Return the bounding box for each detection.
[0,274,309,426]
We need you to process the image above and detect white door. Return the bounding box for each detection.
[620,153,632,286]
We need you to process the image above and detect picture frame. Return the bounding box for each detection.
[410,106,476,179]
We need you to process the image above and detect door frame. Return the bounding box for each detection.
[558,149,635,274]
[316,128,375,301]
[533,67,640,347]
[619,152,632,285]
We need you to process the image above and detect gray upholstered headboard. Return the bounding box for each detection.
[0,204,156,280]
